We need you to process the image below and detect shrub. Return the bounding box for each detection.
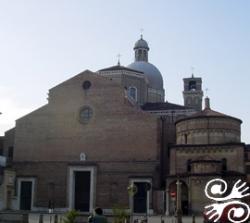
[112,205,129,223]
[63,209,80,223]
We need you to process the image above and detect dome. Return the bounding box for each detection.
[128,61,163,90]
[134,37,149,50]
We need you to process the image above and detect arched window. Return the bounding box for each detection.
[128,87,137,101]
[189,81,196,90]
[138,49,142,60]
[82,80,91,90]
[79,106,93,124]
[143,50,147,61]
[222,158,227,171]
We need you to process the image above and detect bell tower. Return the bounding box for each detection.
[183,74,203,111]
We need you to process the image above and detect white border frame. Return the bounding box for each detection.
[129,178,153,215]
[17,177,35,211]
[68,166,96,213]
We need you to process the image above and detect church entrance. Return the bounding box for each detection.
[20,181,32,210]
[74,171,91,212]
[69,166,95,212]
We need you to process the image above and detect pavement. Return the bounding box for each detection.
[27,213,206,223]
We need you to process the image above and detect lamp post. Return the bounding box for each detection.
[48,208,53,223]
[165,189,169,216]
[175,180,182,223]
[48,200,54,223]
[128,183,137,223]
[144,182,151,223]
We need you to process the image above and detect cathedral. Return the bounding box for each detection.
[0,35,249,217]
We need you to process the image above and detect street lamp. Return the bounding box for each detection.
[165,189,169,216]
[48,200,54,223]
[128,183,137,223]
[144,183,151,223]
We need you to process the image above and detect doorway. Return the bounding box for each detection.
[133,182,147,213]
[129,179,151,214]
[74,171,91,212]
[19,181,33,210]
[68,166,95,212]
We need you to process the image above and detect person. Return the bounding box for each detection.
[88,207,108,223]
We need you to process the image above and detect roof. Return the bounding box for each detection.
[98,65,143,74]
[134,36,149,50]
[167,171,245,178]
[170,142,245,149]
[141,102,191,111]
[176,97,242,124]
[128,61,163,90]
[190,108,235,118]
[175,107,242,124]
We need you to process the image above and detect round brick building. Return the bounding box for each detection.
[175,97,242,145]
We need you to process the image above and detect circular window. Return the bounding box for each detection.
[79,106,93,123]
[82,80,91,90]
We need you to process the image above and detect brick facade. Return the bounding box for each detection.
[5,70,161,212]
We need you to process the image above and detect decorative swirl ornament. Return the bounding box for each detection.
[205,178,228,201]
[204,178,250,223]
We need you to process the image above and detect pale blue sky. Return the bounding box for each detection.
[0,0,249,142]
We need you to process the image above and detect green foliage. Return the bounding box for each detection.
[112,205,130,223]
[63,209,80,223]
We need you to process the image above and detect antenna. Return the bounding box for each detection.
[117,54,121,66]
[205,88,209,97]
[191,66,195,77]
[140,28,144,39]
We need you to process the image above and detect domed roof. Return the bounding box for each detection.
[134,36,149,50]
[128,61,163,90]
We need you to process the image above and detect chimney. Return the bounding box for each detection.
[205,97,210,109]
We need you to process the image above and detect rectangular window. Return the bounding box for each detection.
[246,165,250,173]
[8,146,14,160]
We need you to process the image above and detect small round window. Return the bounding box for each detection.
[82,80,91,90]
[79,106,93,123]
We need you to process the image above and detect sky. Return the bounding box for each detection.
[0,0,249,142]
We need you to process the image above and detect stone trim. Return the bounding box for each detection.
[17,177,36,211]
[68,166,96,213]
[129,178,153,215]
